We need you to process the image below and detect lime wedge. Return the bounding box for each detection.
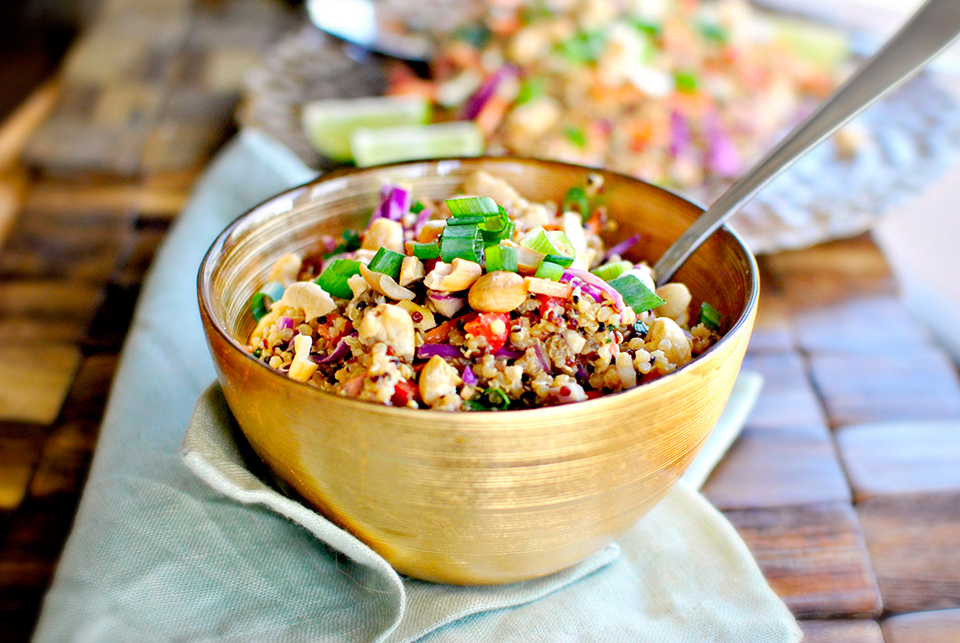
[351,121,485,167]
[302,96,430,162]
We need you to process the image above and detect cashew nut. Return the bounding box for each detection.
[288,334,319,383]
[358,303,416,360]
[275,281,337,321]
[419,355,462,407]
[347,273,369,298]
[417,220,446,243]
[654,283,692,325]
[397,300,437,331]
[361,218,404,253]
[399,255,425,286]
[427,291,467,318]
[267,253,303,286]
[360,264,415,301]
[468,271,527,312]
[646,317,692,366]
[423,258,482,292]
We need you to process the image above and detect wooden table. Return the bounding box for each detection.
[3,1,960,641]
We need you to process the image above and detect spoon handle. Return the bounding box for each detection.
[653,0,960,287]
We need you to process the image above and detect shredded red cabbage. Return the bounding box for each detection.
[412,207,433,237]
[533,344,552,372]
[669,110,691,158]
[417,343,462,360]
[561,269,626,311]
[311,332,357,365]
[462,366,478,386]
[373,185,411,222]
[706,119,741,178]
[493,346,523,360]
[276,316,294,331]
[603,233,641,262]
[459,64,518,120]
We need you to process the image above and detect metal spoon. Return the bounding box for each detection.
[653,0,960,287]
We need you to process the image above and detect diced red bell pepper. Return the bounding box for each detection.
[463,312,510,353]
[391,379,419,407]
[537,295,566,317]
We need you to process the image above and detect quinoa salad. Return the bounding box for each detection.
[244,171,722,411]
[378,0,850,191]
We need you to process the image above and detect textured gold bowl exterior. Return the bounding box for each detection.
[198,157,759,585]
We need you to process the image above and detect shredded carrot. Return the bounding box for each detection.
[423,318,458,343]
[476,96,509,136]
[524,277,574,298]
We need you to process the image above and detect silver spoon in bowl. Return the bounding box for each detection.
[653,0,960,286]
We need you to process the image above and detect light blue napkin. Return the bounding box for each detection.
[32,130,799,642]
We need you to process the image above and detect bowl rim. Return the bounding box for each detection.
[197,155,760,416]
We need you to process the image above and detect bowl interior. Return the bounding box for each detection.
[201,157,756,363]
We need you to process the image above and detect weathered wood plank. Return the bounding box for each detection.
[0,344,82,425]
[0,426,45,511]
[0,280,105,344]
[882,608,960,643]
[810,349,960,427]
[703,424,851,510]
[747,289,796,354]
[741,352,827,429]
[836,420,960,501]
[724,502,882,619]
[859,494,960,614]
[793,295,931,355]
[799,619,885,643]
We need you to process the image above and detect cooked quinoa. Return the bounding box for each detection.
[245,171,721,410]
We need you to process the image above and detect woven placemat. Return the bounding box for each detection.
[239,24,960,254]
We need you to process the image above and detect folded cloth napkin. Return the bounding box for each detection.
[32,130,799,642]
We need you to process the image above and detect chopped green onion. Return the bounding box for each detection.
[315,258,361,299]
[557,30,606,64]
[446,215,487,226]
[515,77,546,105]
[250,293,270,321]
[440,224,484,263]
[698,22,728,43]
[562,186,590,216]
[675,70,699,93]
[535,261,566,282]
[564,125,587,149]
[543,253,574,268]
[699,301,722,331]
[519,226,557,256]
[481,219,514,244]
[250,281,285,321]
[446,196,500,217]
[485,244,518,273]
[367,247,405,281]
[324,229,362,259]
[608,274,665,313]
[630,18,662,37]
[591,261,631,282]
[411,201,425,214]
[411,242,440,260]
[546,230,577,257]
[466,387,511,410]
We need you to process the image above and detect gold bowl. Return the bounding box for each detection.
[198,157,759,585]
